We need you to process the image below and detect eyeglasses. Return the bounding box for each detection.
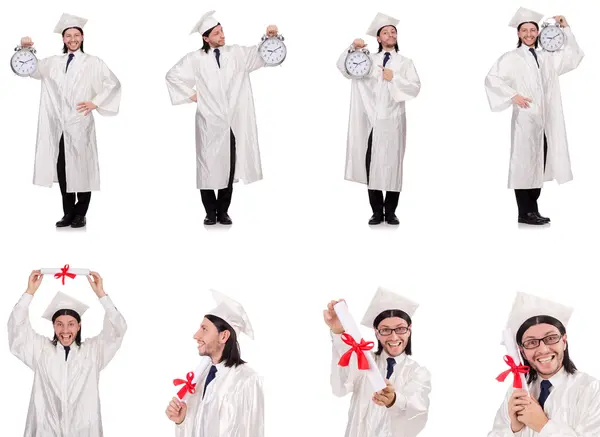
[377,327,409,336]
[521,333,562,350]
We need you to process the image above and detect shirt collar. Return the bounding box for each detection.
[381,350,407,365]
[535,367,568,390]
[66,49,82,56]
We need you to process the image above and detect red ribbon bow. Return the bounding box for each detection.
[173,372,196,399]
[54,264,76,285]
[338,332,375,370]
[496,355,530,388]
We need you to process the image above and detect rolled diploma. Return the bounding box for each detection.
[502,328,529,393]
[41,268,90,276]
[333,301,386,392]
[180,356,212,403]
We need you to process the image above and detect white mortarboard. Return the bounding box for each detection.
[206,289,254,339]
[360,287,419,328]
[190,10,219,36]
[54,13,88,34]
[366,12,399,38]
[508,7,544,28]
[42,291,89,321]
[504,292,573,343]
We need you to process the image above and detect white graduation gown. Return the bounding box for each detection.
[484,28,584,189]
[175,362,264,437]
[330,333,431,437]
[337,47,421,192]
[165,45,265,190]
[7,293,127,437]
[31,50,121,192]
[488,368,600,437]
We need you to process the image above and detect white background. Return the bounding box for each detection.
[0,0,599,436]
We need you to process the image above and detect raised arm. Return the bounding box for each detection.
[484,53,518,112]
[7,271,48,369]
[83,272,127,370]
[545,17,584,76]
[91,58,122,116]
[165,52,197,105]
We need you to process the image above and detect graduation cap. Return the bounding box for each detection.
[360,286,419,328]
[54,13,88,34]
[42,291,89,321]
[190,10,220,35]
[206,289,254,339]
[366,12,399,38]
[508,7,544,28]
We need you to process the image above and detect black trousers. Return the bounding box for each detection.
[514,134,548,216]
[57,134,91,217]
[200,129,236,216]
[366,130,399,215]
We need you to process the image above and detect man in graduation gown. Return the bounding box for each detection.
[488,291,600,437]
[323,287,431,437]
[19,13,121,228]
[337,13,421,225]
[485,8,584,225]
[165,11,281,226]
[165,290,264,437]
[7,270,128,437]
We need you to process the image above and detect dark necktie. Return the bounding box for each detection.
[214,48,221,69]
[529,48,539,68]
[385,357,396,379]
[66,53,74,72]
[202,365,217,398]
[383,52,391,67]
[538,380,552,409]
[64,345,70,361]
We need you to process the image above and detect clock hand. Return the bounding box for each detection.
[273,47,281,52]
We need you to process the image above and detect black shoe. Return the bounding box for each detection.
[218,213,232,225]
[70,215,86,228]
[368,212,384,225]
[385,213,400,225]
[518,212,547,225]
[56,214,74,227]
[533,212,550,223]
[204,214,217,225]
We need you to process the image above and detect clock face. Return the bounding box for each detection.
[11,50,37,76]
[260,38,286,66]
[540,26,565,52]
[345,51,372,78]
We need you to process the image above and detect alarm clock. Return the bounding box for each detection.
[344,46,373,79]
[258,34,286,66]
[539,20,565,52]
[11,45,38,77]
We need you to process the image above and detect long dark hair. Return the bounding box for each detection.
[51,309,82,347]
[516,22,539,48]
[202,23,221,53]
[377,25,399,53]
[373,309,412,356]
[62,27,85,54]
[516,315,577,384]
[205,314,246,367]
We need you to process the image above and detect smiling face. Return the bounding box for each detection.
[518,22,539,48]
[375,316,411,357]
[520,323,566,379]
[204,24,225,48]
[53,315,80,346]
[377,25,397,50]
[194,317,229,360]
[63,27,83,52]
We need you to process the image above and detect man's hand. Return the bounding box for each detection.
[77,101,98,116]
[87,272,107,298]
[512,95,532,108]
[554,16,569,28]
[372,381,396,407]
[517,394,549,433]
[21,36,34,47]
[266,25,278,37]
[508,389,529,433]
[380,66,394,81]
[166,397,188,424]
[323,300,345,334]
[26,270,43,296]
[352,38,366,49]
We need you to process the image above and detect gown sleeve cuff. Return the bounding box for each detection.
[19,293,34,307]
